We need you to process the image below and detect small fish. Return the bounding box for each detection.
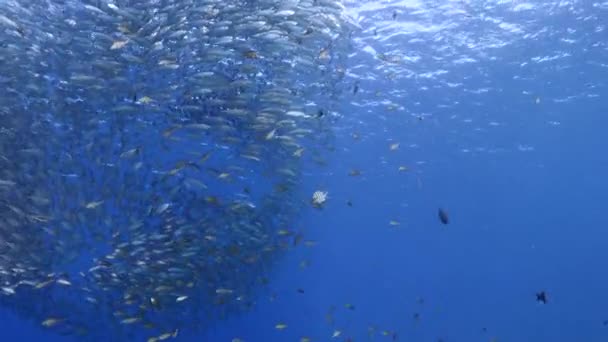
[318,48,330,60]
[389,220,400,226]
[35,279,54,289]
[137,96,153,104]
[1,287,15,295]
[56,279,72,286]
[293,148,305,157]
[120,317,141,324]
[390,142,399,150]
[110,40,128,50]
[205,196,219,205]
[162,126,182,138]
[241,154,261,162]
[85,201,104,209]
[275,323,287,330]
[158,332,174,340]
[303,240,318,247]
[216,288,233,295]
[243,50,258,58]
[199,151,213,163]
[176,296,188,302]
[438,208,449,224]
[120,147,140,158]
[156,203,171,214]
[0,179,16,187]
[536,291,547,304]
[42,318,64,327]
[332,330,342,338]
[311,190,328,208]
[265,129,277,140]
[292,233,304,246]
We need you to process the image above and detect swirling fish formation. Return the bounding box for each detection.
[0,0,354,340]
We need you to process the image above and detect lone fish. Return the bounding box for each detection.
[438,208,449,224]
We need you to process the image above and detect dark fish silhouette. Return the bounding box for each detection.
[438,208,449,224]
[536,291,547,304]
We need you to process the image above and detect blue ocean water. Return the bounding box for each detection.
[1,0,608,341]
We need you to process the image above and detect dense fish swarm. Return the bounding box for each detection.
[0,0,354,340]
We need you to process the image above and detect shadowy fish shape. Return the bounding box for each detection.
[536,291,547,304]
[438,208,449,224]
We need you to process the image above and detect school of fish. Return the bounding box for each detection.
[0,0,355,340]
